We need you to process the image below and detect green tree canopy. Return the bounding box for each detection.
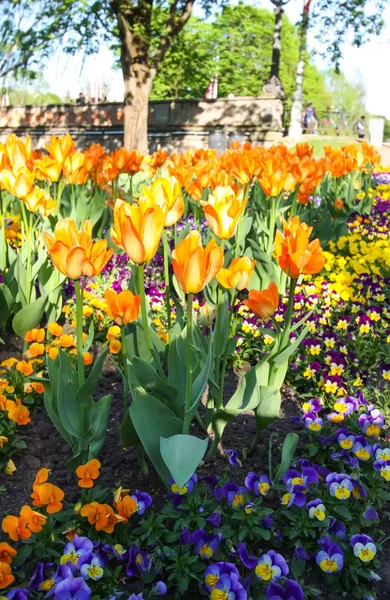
[151,3,333,115]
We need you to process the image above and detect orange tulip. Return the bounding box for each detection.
[44,219,113,280]
[216,256,256,291]
[111,199,165,264]
[19,505,47,533]
[37,482,64,513]
[148,148,168,170]
[202,186,247,239]
[0,561,14,589]
[0,542,17,565]
[0,167,35,199]
[111,148,143,175]
[258,156,287,197]
[76,458,101,488]
[334,198,344,210]
[103,289,140,326]
[23,186,56,216]
[244,282,279,319]
[172,231,224,294]
[274,216,326,279]
[2,515,31,542]
[45,134,75,169]
[141,177,184,227]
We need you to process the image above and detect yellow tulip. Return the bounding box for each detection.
[0,167,35,198]
[111,199,165,264]
[172,230,223,294]
[202,186,247,239]
[216,256,256,291]
[141,177,184,227]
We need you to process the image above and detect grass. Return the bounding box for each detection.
[306,135,357,157]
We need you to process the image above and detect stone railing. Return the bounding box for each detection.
[0,96,284,151]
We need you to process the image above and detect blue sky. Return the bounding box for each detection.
[44,0,390,118]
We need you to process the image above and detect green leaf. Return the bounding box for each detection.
[75,348,108,408]
[160,434,208,488]
[274,433,299,480]
[131,356,178,405]
[12,294,49,338]
[0,283,14,330]
[89,394,112,458]
[130,392,182,486]
[272,325,309,366]
[83,320,95,353]
[56,350,86,439]
[120,408,142,448]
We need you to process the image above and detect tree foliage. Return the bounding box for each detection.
[151,4,333,115]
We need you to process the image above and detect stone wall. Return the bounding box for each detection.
[0,96,284,151]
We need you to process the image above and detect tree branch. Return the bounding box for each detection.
[152,0,195,71]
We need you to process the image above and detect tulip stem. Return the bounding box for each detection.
[163,229,172,343]
[71,185,77,221]
[183,293,194,435]
[121,327,130,409]
[235,216,243,258]
[74,279,85,386]
[138,264,165,378]
[56,178,65,217]
[25,210,33,305]
[219,291,237,405]
[267,198,277,254]
[280,278,297,352]
[290,187,299,218]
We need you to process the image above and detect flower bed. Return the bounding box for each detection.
[0,136,389,599]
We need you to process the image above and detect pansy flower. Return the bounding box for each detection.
[79,555,104,581]
[351,534,377,563]
[307,498,326,521]
[375,447,390,462]
[204,562,239,591]
[255,551,288,582]
[130,490,152,515]
[265,579,304,600]
[316,538,344,573]
[326,473,353,500]
[352,438,373,461]
[60,536,94,567]
[284,467,318,491]
[126,545,151,577]
[303,412,324,432]
[281,485,307,508]
[351,478,368,500]
[337,430,355,450]
[209,573,247,600]
[192,529,221,559]
[170,474,197,495]
[363,507,379,521]
[333,395,358,416]
[359,409,384,437]
[223,449,242,467]
[302,397,322,414]
[245,472,271,496]
[51,577,91,600]
[373,459,390,481]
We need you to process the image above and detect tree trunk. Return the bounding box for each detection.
[288,1,311,139]
[270,1,283,78]
[122,64,154,152]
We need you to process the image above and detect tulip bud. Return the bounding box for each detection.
[199,302,216,327]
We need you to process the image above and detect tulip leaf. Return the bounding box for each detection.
[131,355,178,406]
[272,325,309,366]
[83,320,95,353]
[120,408,142,448]
[254,386,282,432]
[290,307,315,332]
[0,283,14,330]
[75,348,108,408]
[274,432,300,481]
[44,356,76,448]
[88,394,113,458]
[160,434,209,489]
[130,392,182,486]
[56,350,86,439]
[187,332,213,419]
[12,293,49,338]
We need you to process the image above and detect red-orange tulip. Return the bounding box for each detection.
[274,216,326,279]
[172,231,223,294]
[44,219,113,280]
[244,282,279,319]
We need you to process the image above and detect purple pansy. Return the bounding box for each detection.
[266,579,304,600]
[192,529,221,559]
[255,551,289,582]
[245,472,271,496]
[53,577,91,600]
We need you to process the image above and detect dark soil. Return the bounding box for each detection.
[0,362,389,599]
